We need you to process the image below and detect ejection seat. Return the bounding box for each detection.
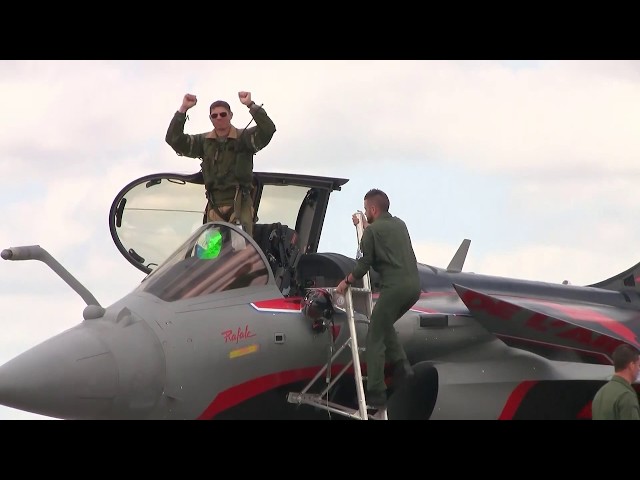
[252,222,301,296]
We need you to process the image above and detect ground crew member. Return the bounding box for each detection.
[165,91,276,236]
[335,188,421,409]
[592,343,640,420]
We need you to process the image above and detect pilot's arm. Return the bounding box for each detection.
[165,111,206,158]
[241,102,276,154]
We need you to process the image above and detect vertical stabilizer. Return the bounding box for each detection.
[446,239,471,273]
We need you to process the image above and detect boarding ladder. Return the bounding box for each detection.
[286,211,387,420]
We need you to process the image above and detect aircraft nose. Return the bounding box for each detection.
[0,309,165,419]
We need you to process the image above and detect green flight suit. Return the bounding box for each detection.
[165,104,276,235]
[350,211,422,394]
[592,375,640,420]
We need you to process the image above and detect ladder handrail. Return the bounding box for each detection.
[353,211,373,319]
[345,285,368,419]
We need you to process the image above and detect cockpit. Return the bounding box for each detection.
[109,170,367,301]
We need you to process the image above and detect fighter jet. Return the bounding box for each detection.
[1,169,637,420]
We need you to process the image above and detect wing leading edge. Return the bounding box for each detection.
[453,284,640,366]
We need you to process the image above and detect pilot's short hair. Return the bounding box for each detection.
[364,188,390,212]
[209,100,231,113]
[612,343,640,372]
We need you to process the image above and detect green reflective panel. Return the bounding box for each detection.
[196,229,222,259]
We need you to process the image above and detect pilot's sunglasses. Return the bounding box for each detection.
[210,112,228,119]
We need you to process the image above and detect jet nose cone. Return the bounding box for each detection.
[0,309,165,419]
[0,327,117,418]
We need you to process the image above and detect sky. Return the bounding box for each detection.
[1,59,640,419]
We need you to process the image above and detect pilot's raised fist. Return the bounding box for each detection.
[238,91,252,105]
[181,93,198,111]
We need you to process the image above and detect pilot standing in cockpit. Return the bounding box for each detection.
[336,188,421,410]
[165,91,276,236]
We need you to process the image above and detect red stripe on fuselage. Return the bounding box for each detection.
[577,401,592,419]
[198,365,356,419]
[498,381,537,420]
[251,297,303,312]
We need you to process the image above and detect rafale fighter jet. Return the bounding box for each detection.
[1,169,639,420]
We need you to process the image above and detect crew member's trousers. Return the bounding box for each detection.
[365,283,421,393]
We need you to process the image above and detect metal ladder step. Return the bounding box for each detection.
[287,392,388,420]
